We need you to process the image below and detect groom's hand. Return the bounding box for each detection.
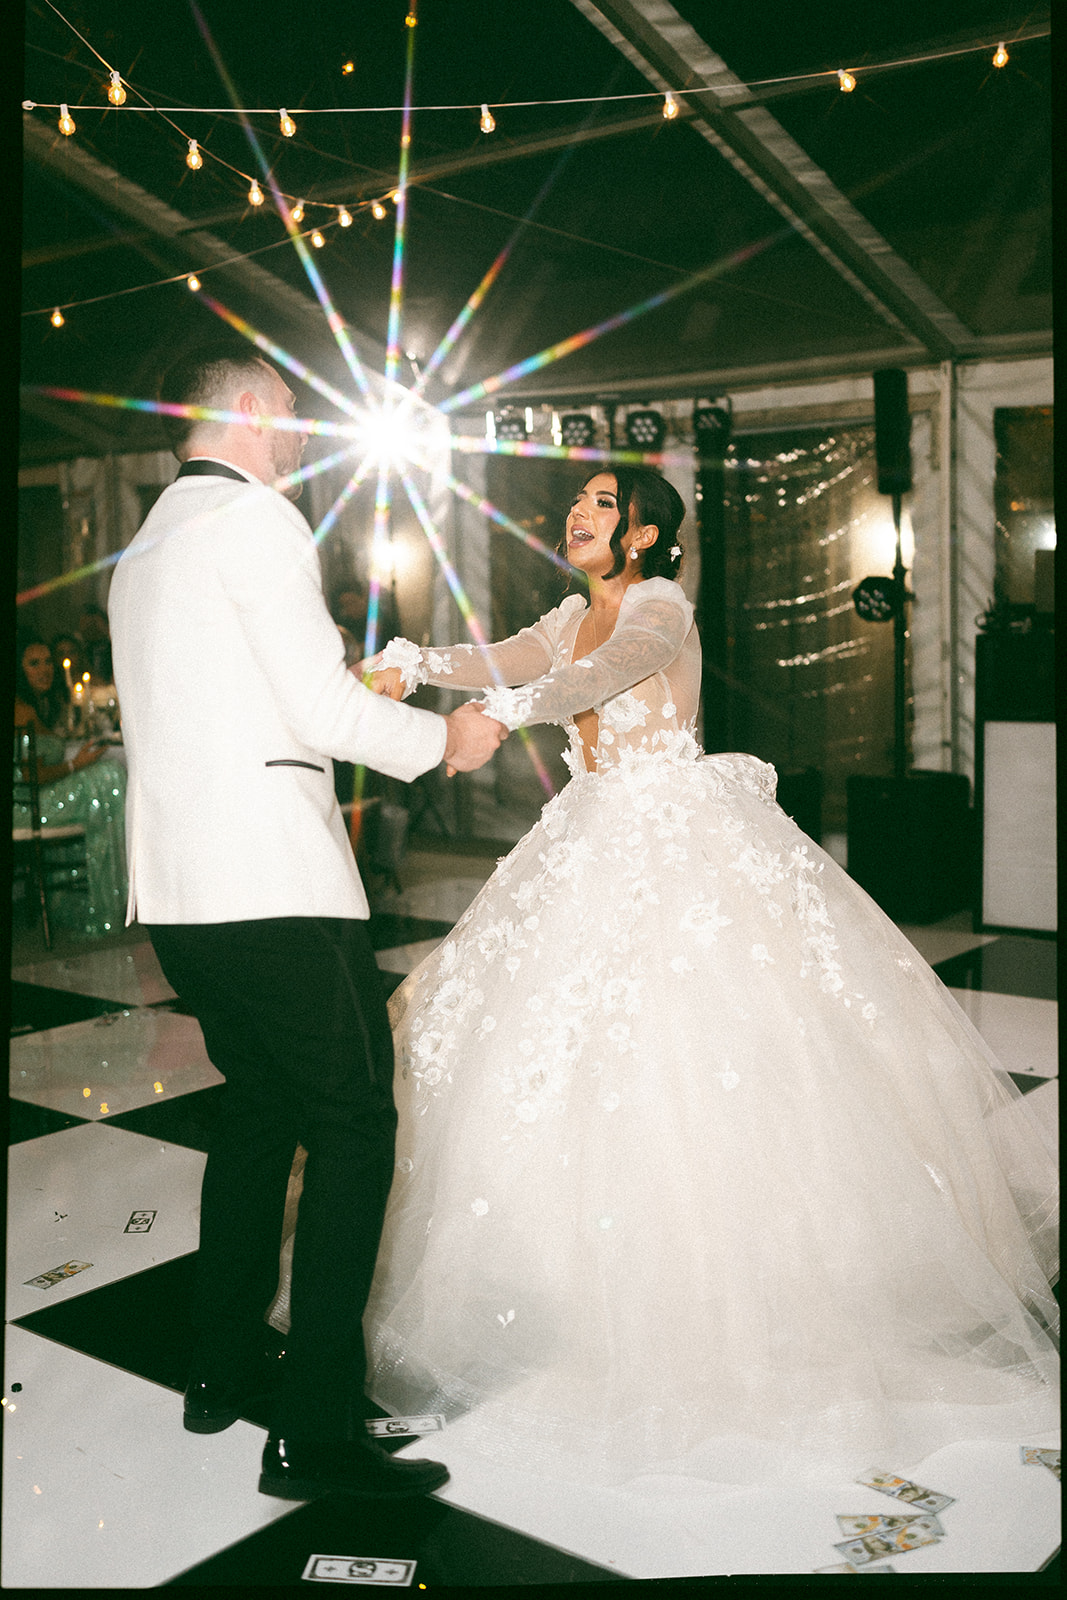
[442,702,507,776]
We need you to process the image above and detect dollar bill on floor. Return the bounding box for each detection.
[834,1517,943,1566]
[301,1555,416,1585]
[836,1514,919,1538]
[1020,1446,1060,1479]
[365,1415,446,1438]
[857,1470,955,1514]
[814,1564,898,1574]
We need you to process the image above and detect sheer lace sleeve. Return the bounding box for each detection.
[480,581,693,731]
[380,597,584,695]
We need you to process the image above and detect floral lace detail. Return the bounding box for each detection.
[599,691,649,735]
[480,683,536,730]
[379,636,433,693]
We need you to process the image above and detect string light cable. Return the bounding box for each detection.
[23,13,1048,119]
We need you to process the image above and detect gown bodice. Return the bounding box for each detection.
[380,578,702,776]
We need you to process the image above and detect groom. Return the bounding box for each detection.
[109,340,505,1500]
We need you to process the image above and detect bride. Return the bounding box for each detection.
[344,467,1057,1485]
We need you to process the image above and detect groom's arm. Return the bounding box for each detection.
[217,491,453,781]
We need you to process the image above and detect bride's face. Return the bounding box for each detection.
[566,474,628,577]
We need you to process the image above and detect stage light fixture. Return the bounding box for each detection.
[494,408,529,442]
[624,409,667,451]
[560,413,596,448]
[693,400,733,457]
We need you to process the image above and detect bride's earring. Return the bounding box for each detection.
[629,547,639,560]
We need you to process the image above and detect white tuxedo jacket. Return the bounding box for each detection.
[108,462,447,924]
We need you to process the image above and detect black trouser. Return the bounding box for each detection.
[149,917,397,1440]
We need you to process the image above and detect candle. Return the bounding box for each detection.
[62,657,73,691]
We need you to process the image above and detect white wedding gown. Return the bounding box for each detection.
[352,579,1058,1485]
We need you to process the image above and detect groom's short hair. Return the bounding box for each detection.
[158,340,274,456]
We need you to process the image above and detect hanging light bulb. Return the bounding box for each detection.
[248,178,264,206]
[837,69,857,92]
[371,200,387,220]
[338,206,353,227]
[342,59,355,74]
[187,274,201,292]
[291,199,305,223]
[992,41,1009,69]
[58,103,76,136]
[405,3,417,26]
[279,108,296,137]
[479,103,496,134]
[389,189,400,205]
[186,139,203,170]
[311,229,325,248]
[51,307,65,328]
[107,71,126,106]
[663,91,679,120]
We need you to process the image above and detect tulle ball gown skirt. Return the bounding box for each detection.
[365,745,1058,1485]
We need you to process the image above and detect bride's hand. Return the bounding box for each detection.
[364,665,405,700]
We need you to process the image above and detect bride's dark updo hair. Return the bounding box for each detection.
[596,467,686,581]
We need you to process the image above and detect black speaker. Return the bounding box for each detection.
[846,772,973,923]
[873,368,912,496]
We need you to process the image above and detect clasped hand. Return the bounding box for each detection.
[357,660,506,777]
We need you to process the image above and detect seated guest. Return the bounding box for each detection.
[15,631,128,938]
[18,635,70,732]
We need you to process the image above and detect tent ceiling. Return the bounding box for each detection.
[20,0,1050,461]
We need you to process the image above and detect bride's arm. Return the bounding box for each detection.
[371,602,581,696]
[478,589,692,730]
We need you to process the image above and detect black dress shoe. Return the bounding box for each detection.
[258,1435,450,1500]
[183,1353,282,1434]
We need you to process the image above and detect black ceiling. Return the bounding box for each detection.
[20,0,1051,462]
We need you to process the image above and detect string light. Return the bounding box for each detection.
[663,90,679,119]
[342,60,355,74]
[837,69,857,92]
[479,103,496,134]
[279,107,296,137]
[186,139,203,170]
[389,190,400,205]
[992,41,1009,68]
[187,274,201,291]
[372,200,387,220]
[107,71,126,106]
[290,199,304,223]
[311,229,325,248]
[405,4,417,26]
[58,103,75,136]
[248,178,264,206]
[338,206,353,227]
[51,308,65,327]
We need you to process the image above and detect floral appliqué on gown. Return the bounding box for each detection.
[296,580,1058,1484]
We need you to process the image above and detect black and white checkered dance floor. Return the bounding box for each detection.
[6,860,1060,1584]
